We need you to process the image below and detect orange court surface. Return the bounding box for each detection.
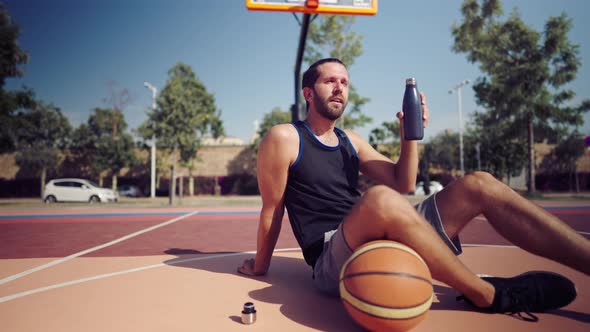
[1,198,589,331]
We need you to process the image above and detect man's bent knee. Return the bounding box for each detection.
[459,171,493,193]
[344,185,420,247]
[360,185,409,220]
[352,185,422,233]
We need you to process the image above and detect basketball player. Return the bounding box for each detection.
[238,58,588,321]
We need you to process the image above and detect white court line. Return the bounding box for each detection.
[0,210,200,286]
[2,232,588,303]
[0,248,300,303]
[3,236,589,304]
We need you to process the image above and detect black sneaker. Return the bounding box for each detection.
[458,271,577,322]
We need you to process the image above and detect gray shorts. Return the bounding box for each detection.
[312,193,462,296]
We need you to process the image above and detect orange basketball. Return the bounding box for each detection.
[339,240,433,332]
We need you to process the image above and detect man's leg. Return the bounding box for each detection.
[342,185,495,308]
[435,171,590,276]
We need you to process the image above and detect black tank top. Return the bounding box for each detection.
[284,121,361,267]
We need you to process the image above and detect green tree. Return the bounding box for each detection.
[428,130,460,172]
[1,88,35,152]
[140,62,223,204]
[77,108,136,189]
[71,123,103,180]
[541,131,586,192]
[0,4,34,152]
[0,4,28,88]
[14,102,72,197]
[304,15,371,130]
[368,121,400,159]
[452,0,590,192]
[465,113,526,182]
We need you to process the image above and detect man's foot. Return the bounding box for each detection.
[458,271,577,322]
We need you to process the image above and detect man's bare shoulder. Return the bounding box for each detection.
[259,123,299,165]
[264,123,298,143]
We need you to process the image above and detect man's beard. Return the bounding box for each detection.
[313,91,347,121]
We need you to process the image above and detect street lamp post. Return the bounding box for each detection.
[144,82,157,199]
[449,80,470,177]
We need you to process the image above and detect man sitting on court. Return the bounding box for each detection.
[238,57,588,320]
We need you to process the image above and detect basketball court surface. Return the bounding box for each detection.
[1,197,589,331]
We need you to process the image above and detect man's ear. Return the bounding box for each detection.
[303,87,313,102]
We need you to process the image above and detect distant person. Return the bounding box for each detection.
[238,58,588,321]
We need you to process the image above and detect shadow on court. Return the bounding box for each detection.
[162,248,590,329]
[163,248,361,331]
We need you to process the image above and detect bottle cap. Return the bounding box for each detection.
[405,78,417,85]
[242,302,256,314]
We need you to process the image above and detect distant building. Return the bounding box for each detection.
[201,136,245,146]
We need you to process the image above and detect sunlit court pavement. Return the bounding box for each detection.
[0,194,589,331]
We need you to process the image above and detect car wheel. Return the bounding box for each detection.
[44,195,57,203]
[89,195,101,203]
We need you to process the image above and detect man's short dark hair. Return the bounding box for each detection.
[302,58,347,89]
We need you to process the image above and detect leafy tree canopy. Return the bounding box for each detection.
[0,4,34,152]
[0,3,28,88]
[13,102,72,195]
[452,0,589,191]
[141,62,224,153]
[368,121,400,159]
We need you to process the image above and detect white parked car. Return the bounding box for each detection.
[43,178,119,203]
[414,181,444,196]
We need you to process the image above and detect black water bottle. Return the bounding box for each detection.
[402,78,423,140]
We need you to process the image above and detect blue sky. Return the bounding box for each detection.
[5,0,590,143]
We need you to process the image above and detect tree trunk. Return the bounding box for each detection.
[40,167,47,198]
[112,174,118,191]
[214,176,221,196]
[179,175,183,204]
[527,114,536,193]
[189,171,194,196]
[99,176,104,188]
[169,164,175,206]
[169,146,177,206]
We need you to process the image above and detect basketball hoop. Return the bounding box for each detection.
[245,0,378,16]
